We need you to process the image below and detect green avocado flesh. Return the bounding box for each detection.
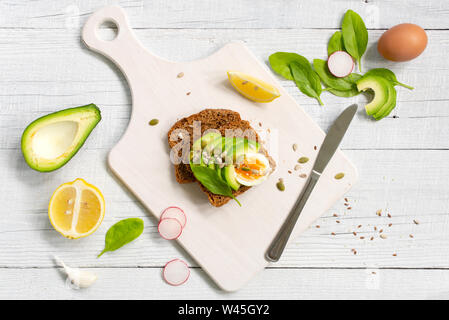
[191,134,259,192]
[223,165,240,191]
[356,75,397,120]
[21,104,101,172]
[356,76,390,115]
[374,85,397,120]
[193,132,221,151]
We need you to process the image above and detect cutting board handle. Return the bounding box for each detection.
[82,5,157,69]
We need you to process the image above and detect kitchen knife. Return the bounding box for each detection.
[266,104,358,262]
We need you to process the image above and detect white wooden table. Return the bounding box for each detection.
[1,0,448,300]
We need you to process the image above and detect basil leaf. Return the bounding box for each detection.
[341,10,368,71]
[290,61,324,106]
[190,164,241,206]
[328,31,345,56]
[364,68,414,90]
[269,52,310,80]
[98,218,144,258]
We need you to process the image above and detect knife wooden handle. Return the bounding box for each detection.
[265,170,320,262]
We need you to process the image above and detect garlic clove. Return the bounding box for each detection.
[54,255,97,289]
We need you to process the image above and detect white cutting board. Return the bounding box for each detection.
[83,5,358,291]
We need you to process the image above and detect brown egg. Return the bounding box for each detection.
[377,23,428,62]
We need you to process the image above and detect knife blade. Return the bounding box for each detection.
[265,104,358,262]
[313,104,358,174]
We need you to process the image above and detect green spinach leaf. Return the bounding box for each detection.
[341,10,368,71]
[327,87,360,97]
[328,31,345,56]
[313,59,361,97]
[98,218,144,257]
[290,61,324,105]
[190,164,241,206]
[313,59,354,90]
[364,68,414,90]
[269,52,310,80]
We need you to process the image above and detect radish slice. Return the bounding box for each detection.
[163,259,190,286]
[327,51,354,78]
[161,206,187,228]
[158,218,182,240]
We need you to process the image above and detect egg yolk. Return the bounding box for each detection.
[235,158,266,181]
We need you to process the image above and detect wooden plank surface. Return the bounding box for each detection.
[1,268,449,300]
[0,0,448,299]
[1,0,448,29]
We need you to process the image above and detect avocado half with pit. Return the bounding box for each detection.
[21,104,101,172]
[356,75,397,120]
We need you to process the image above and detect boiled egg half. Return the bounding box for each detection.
[234,153,271,186]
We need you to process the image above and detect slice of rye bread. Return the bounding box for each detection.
[167,108,275,207]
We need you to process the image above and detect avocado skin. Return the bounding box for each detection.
[21,104,101,172]
[223,165,240,191]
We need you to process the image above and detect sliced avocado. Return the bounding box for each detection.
[21,104,101,172]
[192,132,221,152]
[373,84,397,120]
[235,137,260,152]
[233,139,259,162]
[204,136,223,154]
[222,137,236,156]
[223,165,240,191]
[356,75,391,116]
[208,161,215,170]
[215,166,223,180]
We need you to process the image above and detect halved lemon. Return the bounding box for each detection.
[48,178,105,239]
[227,71,281,103]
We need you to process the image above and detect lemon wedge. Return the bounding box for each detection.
[48,178,105,239]
[227,71,280,103]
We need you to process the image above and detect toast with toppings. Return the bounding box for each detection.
[167,109,275,207]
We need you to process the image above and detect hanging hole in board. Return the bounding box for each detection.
[97,20,118,41]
